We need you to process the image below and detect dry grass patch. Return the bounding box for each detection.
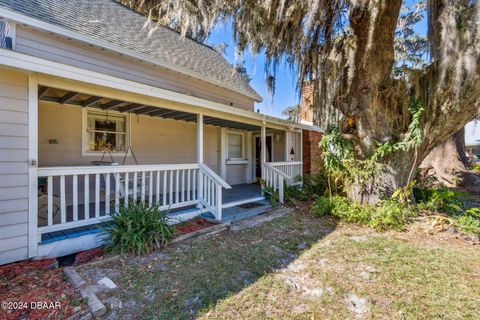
[76,211,480,319]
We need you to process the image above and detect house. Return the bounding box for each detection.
[0,0,321,265]
[465,120,480,163]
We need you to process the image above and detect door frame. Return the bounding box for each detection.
[253,133,274,179]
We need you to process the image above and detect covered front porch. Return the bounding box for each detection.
[34,81,304,257]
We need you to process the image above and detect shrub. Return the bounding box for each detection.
[464,207,480,219]
[311,196,415,231]
[259,180,279,206]
[103,202,175,255]
[370,199,416,231]
[328,196,372,225]
[471,164,480,174]
[414,187,467,215]
[311,196,332,216]
[302,172,328,195]
[284,184,309,205]
[455,208,480,236]
[456,215,480,235]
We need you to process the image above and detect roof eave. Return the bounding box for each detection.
[0,49,323,133]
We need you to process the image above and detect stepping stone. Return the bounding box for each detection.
[98,277,117,289]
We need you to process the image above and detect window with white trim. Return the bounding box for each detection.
[227,132,244,160]
[85,110,128,153]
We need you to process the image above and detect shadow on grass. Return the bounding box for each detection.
[94,212,337,319]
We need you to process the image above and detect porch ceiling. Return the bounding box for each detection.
[38,86,261,131]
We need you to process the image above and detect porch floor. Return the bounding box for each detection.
[40,183,266,245]
[222,183,262,204]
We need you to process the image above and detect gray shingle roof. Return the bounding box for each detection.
[0,0,262,101]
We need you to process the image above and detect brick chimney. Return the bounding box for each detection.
[299,81,323,175]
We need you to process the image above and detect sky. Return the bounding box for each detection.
[206,1,428,119]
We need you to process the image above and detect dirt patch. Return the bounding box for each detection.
[74,248,104,265]
[0,259,88,319]
[386,217,480,246]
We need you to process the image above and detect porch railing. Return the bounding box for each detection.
[37,163,230,238]
[198,164,231,221]
[263,161,303,203]
[267,161,303,184]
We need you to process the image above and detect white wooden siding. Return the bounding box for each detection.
[226,164,249,185]
[0,68,30,264]
[38,102,221,174]
[16,26,255,111]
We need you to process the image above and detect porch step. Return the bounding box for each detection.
[203,198,272,223]
[222,196,266,209]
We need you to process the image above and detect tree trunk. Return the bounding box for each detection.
[333,0,480,204]
[420,129,468,186]
[421,128,480,187]
[346,150,417,203]
[134,0,480,205]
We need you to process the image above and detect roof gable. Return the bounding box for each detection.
[0,0,262,101]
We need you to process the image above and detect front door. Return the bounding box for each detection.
[255,136,272,179]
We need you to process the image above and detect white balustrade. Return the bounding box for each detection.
[267,161,303,184]
[263,161,303,203]
[37,163,230,237]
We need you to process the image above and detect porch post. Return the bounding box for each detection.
[299,130,303,163]
[284,130,290,162]
[245,131,253,183]
[299,130,304,181]
[220,127,227,180]
[197,114,203,209]
[197,114,204,164]
[261,124,266,179]
[28,73,38,258]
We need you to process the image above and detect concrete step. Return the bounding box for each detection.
[222,196,266,209]
[203,199,273,223]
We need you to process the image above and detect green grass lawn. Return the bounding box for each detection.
[79,211,480,319]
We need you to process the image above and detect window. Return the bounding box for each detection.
[227,132,244,159]
[84,110,128,154]
[0,18,15,49]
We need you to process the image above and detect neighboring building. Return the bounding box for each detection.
[465,120,480,163]
[0,0,321,264]
[299,81,323,175]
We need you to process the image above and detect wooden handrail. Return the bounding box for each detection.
[266,161,302,166]
[264,163,290,178]
[198,163,231,189]
[38,163,199,176]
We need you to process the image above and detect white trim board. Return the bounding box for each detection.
[226,130,246,161]
[81,108,132,157]
[0,6,261,102]
[28,73,38,258]
[0,49,323,132]
[222,196,266,209]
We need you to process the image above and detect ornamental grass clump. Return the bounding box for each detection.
[103,202,175,255]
